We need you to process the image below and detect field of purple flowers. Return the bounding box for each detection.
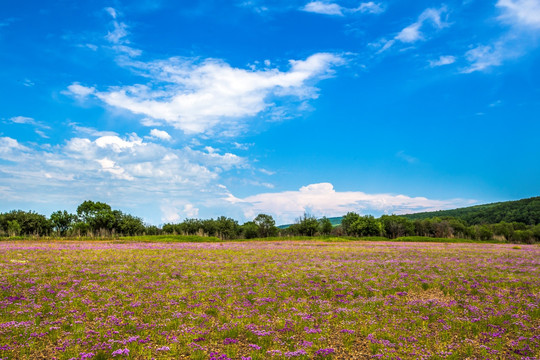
[1,241,539,360]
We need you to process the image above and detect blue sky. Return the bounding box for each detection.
[1,0,539,225]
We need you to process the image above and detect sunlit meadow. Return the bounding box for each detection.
[1,241,539,359]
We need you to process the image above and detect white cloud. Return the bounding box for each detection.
[8,116,50,133]
[149,129,172,141]
[226,182,475,224]
[377,6,448,52]
[355,2,384,14]
[9,116,36,125]
[69,123,118,137]
[72,53,344,135]
[0,134,248,222]
[302,1,344,16]
[497,0,540,28]
[104,7,118,19]
[0,137,31,159]
[159,202,200,223]
[462,44,506,73]
[66,83,95,97]
[301,1,383,16]
[463,1,540,72]
[428,55,456,67]
[183,203,199,218]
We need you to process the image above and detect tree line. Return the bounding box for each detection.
[0,200,539,243]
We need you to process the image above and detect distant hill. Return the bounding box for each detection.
[401,196,539,225]
[277,197,540,228]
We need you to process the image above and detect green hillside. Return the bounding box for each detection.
[277,197,540,228]
[401,196,540,225]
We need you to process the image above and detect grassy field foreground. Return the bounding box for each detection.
[0,241,538,359]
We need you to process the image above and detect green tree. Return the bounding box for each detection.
[0,210,51,236]
[7,220,21,236]
[380,215,413,239]
[341,212,360,235]
[477,225,493,241]
[350,215,381,237]
[241,221,259,239]
[296,213,319,236]
[492,221,514,241]
[318,217,333,235]
[215,216,239,240]
[50,210,77,236]
[76,201,115,233]
[254,214,277,238]
[118,214,145,235]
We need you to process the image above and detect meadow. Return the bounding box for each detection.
[0,241,538,359]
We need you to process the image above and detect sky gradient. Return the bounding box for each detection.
[1,0,539,225]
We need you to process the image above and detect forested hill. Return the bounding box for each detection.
[400,196,540,225]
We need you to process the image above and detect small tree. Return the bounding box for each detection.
[318,217,333,235]
[254,214,278,238]
[341,212,360,235]
[241,221,259,239]
[7,220,21,237]
[296,213,319,236]
[50,210,77,236]
[350,215,381,237]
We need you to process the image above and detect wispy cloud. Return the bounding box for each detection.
[396,150,418,164]
[497,0,540,28]
[301,1,383,16]
[103,7,142,57]
[69,122,118,137]
[428,55,456,67]
[7,116,51,135]
[226,182,475,224]
[374,6,449,53]
[462,0,540,73]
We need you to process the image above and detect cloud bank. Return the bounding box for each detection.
[226,182,475,224]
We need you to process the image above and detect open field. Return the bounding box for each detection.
[1,241,539,359]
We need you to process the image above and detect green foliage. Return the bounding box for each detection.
[295,213,320,236]
[476,225,494,241]
[0,210,51,236]
[254,213,278,237]
[241,221,259,239]
[50,210,77,235]
[380,215,413,239]
[214,216,240,240]
[318,216,333,235]
[349,215,381,237]
[341,212,360,235]
[401,196,540,225]
[7,220,21,236]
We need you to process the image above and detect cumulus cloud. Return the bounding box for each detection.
[376,6,448,53]
[301,1,383,16]
[226,182,475,224]
[149,129,172,141]
[66,83,95,98]
[0,134,247,222]
[70,53,344,135]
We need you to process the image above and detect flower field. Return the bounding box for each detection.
[0,241,539,360]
